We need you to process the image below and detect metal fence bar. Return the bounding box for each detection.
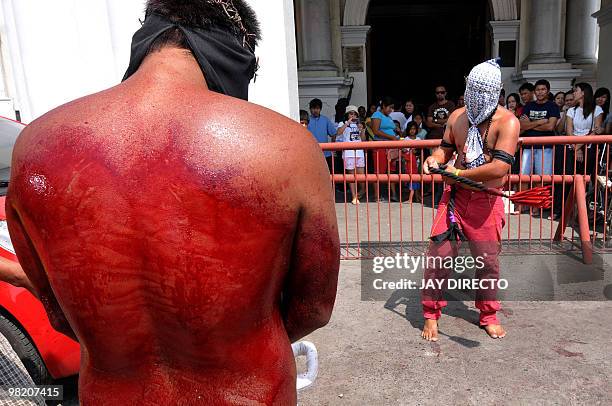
[322,136,612,261]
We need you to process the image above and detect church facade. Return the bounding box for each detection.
[296,0,612,118]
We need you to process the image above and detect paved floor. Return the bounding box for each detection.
[298,260,612,406]
[334,199,612,260]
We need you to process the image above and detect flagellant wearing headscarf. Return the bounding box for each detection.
[421,59,520,341]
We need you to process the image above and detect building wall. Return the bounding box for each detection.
[335,0,608,106]
[0,0,299,122]
[596,0,612,90]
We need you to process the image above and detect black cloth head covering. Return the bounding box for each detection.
[123,13,257,100]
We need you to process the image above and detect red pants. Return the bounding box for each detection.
[373,149,388,174]
[422,185,505,326]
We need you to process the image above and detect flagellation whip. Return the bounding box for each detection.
[429,166,552,209]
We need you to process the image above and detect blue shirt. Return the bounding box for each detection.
[371,111,397,141]
[308,114,337,157]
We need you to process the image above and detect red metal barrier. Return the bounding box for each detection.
[321,135,612,263]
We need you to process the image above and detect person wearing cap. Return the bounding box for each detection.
[337,105,366,204]
[421,59,520,341]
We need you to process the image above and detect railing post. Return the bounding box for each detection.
[554,175,575,241]
[574,175,593,264]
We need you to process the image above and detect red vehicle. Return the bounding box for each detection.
[0,116,80,389]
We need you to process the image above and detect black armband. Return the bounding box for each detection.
[440,139,455,149]
[492,150,515,165]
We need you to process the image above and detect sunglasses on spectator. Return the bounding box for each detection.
[436,91,446,94]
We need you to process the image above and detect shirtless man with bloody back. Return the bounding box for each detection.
[6,1,340,404]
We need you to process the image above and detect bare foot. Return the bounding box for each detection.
[421,319,439,341]
[483,324,506,339]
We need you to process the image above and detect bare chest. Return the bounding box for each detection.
[453,121,501,163]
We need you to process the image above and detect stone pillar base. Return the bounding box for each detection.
[571,63,598,87]
[298,75,353,120]
[513,64,583,93]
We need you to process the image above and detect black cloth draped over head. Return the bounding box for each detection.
[123,13,257,100]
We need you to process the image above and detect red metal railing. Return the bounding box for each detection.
[321,135,612,263]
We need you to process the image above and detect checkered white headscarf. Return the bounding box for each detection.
[463,59,502,169]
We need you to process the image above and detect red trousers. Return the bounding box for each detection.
[422,185,505,326]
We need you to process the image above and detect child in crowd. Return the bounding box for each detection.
[388,120,403,200]
[412,113,428,140]
[299,109,309,127]
[337,105,366,204]
[403,121,422,203]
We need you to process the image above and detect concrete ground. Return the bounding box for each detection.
[334,198,612,260]
[298,259,612,406]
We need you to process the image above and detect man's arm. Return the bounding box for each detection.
[423,111,458,173]
[0,256,35,294]
[532,117,558,132]
[519,116,547,131]
[6,129,77,340]
[5,199,77,341]
[427,115,446,129]
[281,138,340,343]
[327,118,337,142]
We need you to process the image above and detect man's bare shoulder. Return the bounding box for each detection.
[12,86,121,161]
[494,107,520,131]
[208,94,317,145]
[496,106,519,122]
[449,107,467,121]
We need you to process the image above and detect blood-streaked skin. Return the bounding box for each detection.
[6,54,339,404]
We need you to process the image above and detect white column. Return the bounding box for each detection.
[247,0,300,120]
[524,0,567,64]
[0,0,298,122]
[296,0,350,119]
[489,20,520,93]
[295,0,338,72]
[593,1,612,90]
[566,0,600,65]
[515,0,582,93]
[340,25,370,109]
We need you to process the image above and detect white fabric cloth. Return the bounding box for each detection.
[401,114,413,131]
[463,59,502,169]
[337,122,364,159]
[389,112,408,131]
[567,105,603,136]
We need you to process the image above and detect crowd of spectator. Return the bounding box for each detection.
[302,80,612,209]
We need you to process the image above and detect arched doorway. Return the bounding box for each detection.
[365,0,491,111]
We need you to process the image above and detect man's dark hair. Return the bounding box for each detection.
[335,98,349,123]
[594,87,610,118]
[145,0,261,52]
[519,82,535,92]
[500,88,506,97]
[309,98,323,109]
[299,109,309,122]
[381,96,395,108]
[534,79,551,91]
